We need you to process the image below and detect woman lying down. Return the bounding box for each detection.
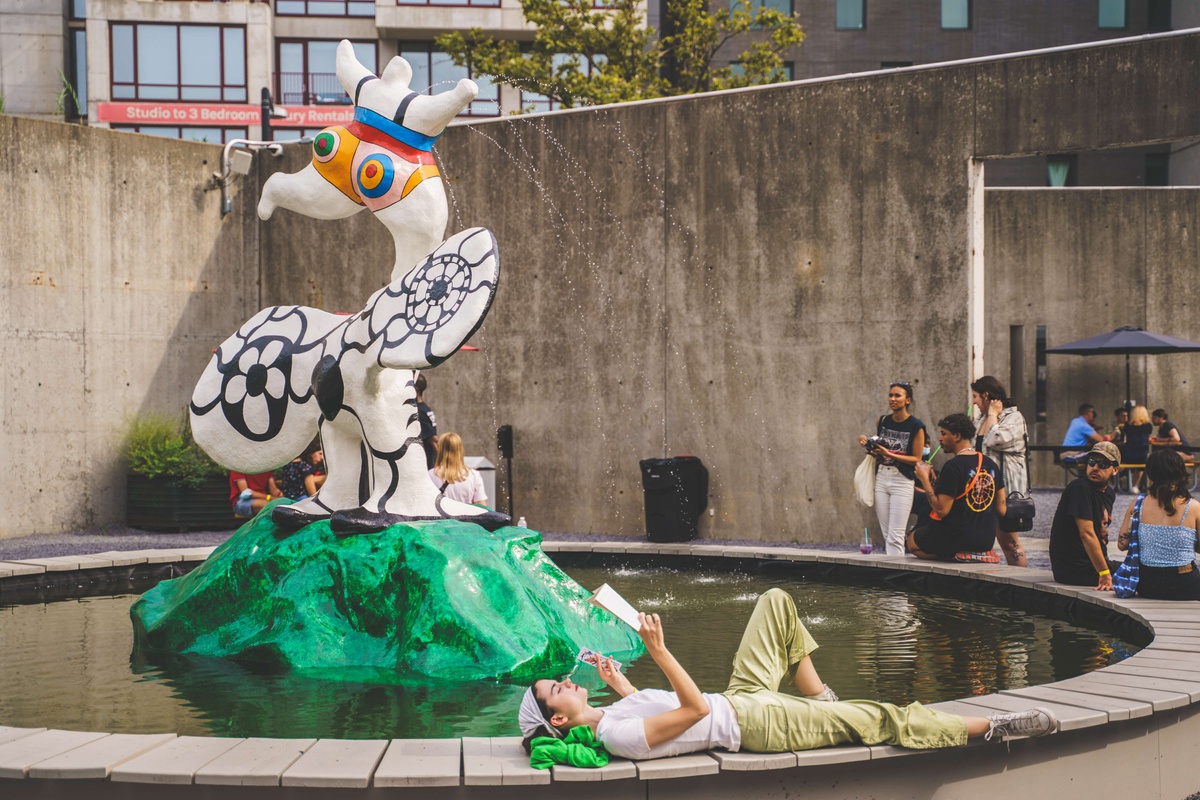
[518,589,1057,762]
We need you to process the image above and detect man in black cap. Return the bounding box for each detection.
[1049,441,1120,590]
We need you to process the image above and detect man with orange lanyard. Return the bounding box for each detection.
[909,413,1007,561]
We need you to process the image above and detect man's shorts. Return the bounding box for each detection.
[234,495,255,517]
[912,522,970,560]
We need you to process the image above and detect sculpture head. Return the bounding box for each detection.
[258,40,478,225]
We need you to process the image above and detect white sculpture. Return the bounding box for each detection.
[190,42,507,534]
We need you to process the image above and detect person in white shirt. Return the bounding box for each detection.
[429,432,488,506]
[517,589,1057,759]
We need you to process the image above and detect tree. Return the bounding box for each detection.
[434,0,804,110]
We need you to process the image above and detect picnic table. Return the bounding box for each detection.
[1028,444,1198,490]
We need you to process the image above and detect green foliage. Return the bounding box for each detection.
[668,0,806,93]
[123,413,224,489]
[55,69,82,118]
[435,0,803,109]
[0,95,5,114]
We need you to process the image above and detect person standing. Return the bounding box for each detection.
[910,414,1006,561]
[1115,450,1200,600]
[1048,442,1120,590]
[970,376,1029,567]
[415,373,439,469]
[857,382,926,556]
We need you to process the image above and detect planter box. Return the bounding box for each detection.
[127,474,240,532]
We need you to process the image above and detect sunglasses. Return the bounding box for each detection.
[1087,457,1117,469]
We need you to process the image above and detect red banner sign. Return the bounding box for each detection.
[97,102,355,128]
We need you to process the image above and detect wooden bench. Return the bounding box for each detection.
[1028,445,1198,490]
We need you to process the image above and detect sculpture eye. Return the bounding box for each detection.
[357,155,395,199]
[312,130,340,163]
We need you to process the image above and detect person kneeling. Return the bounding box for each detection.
[909,413,1006,562]
[518,589,1055,763]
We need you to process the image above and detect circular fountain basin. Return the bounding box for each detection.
[0,541,1196,799]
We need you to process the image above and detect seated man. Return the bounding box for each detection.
[910,413,1006,561]
[229,470,279,517]
[1109,407,1129,455]
[1048,442,1119,590]
[1151,408,1192,454]
[1062,404,1104,449]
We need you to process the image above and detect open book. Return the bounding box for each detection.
[588,583,641,630]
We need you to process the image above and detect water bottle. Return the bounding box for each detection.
[517,516,527,528]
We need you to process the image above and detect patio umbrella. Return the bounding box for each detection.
[1047,326,1200,407]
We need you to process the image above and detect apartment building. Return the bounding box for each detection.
[1,0,1196,181]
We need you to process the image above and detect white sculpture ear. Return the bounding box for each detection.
[381,56,414,92]
[402,78,479,136]
[336,39,376,98]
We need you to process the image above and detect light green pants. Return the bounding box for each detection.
[722,589,968,752]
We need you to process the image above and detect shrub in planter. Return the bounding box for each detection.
[124,414,239,532]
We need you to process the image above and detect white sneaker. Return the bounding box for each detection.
[805,684,838,702]
[984,707,1058,741]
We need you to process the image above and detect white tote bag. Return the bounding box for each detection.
[854,455,876,507]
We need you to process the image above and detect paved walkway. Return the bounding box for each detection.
[0,488,1135,574]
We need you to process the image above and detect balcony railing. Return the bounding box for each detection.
[276,72,350,106]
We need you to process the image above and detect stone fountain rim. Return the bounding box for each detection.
[0,540,1190,788]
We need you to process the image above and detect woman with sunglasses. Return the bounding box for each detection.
[970,376,1029,566]
[858,382,926,555]
[1115,449,1200,600]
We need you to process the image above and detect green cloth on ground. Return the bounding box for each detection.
[529,726,610,769]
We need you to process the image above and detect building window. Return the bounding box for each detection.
[1147,0,1171,32]
[278,40,376,106]
[69,0,86,19]
[1098,0,1126,29]
[111,23,247,102]
[1145,153,1169,186]
[754,0,792,15]
[111,126,248,144]
[273,128,328,142]
[835,0,864,29]
[397,0,500,7]
[274,0,375,16]
[941,0,969,29]
[1046,155,1077,187]
[728,61,793,80]
[66,28,87,120]
[400,43,499,116]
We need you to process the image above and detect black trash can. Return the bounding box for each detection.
[639,456,709,542]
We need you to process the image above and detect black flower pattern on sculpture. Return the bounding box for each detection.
[406,255,471,334]
[220,336,296,439]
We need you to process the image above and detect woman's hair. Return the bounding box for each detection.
[889,381,914,405]
[1146,449,1191,515]
[433,432,469,484]
[1130,405,1151,426]
[969,375,1012,408]
[301,437,322,462]
[520,691,558,754]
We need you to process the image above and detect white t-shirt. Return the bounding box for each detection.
[428,468,487,505]
[594,689,741,760]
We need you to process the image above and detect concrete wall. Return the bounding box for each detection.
[259,34,1200,538]
[0,0,64,119]
[985,187,1200,484]
[3,33,1200,539]
[0,118,260,538]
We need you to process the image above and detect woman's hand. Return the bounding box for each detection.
[597,655,636,697]
[988,399,1004,417]
[638,612,666,655]
[857,435,868,447]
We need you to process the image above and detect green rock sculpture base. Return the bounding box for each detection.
[131,506,643,682]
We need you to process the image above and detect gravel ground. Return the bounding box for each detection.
[0,486,1132,573]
